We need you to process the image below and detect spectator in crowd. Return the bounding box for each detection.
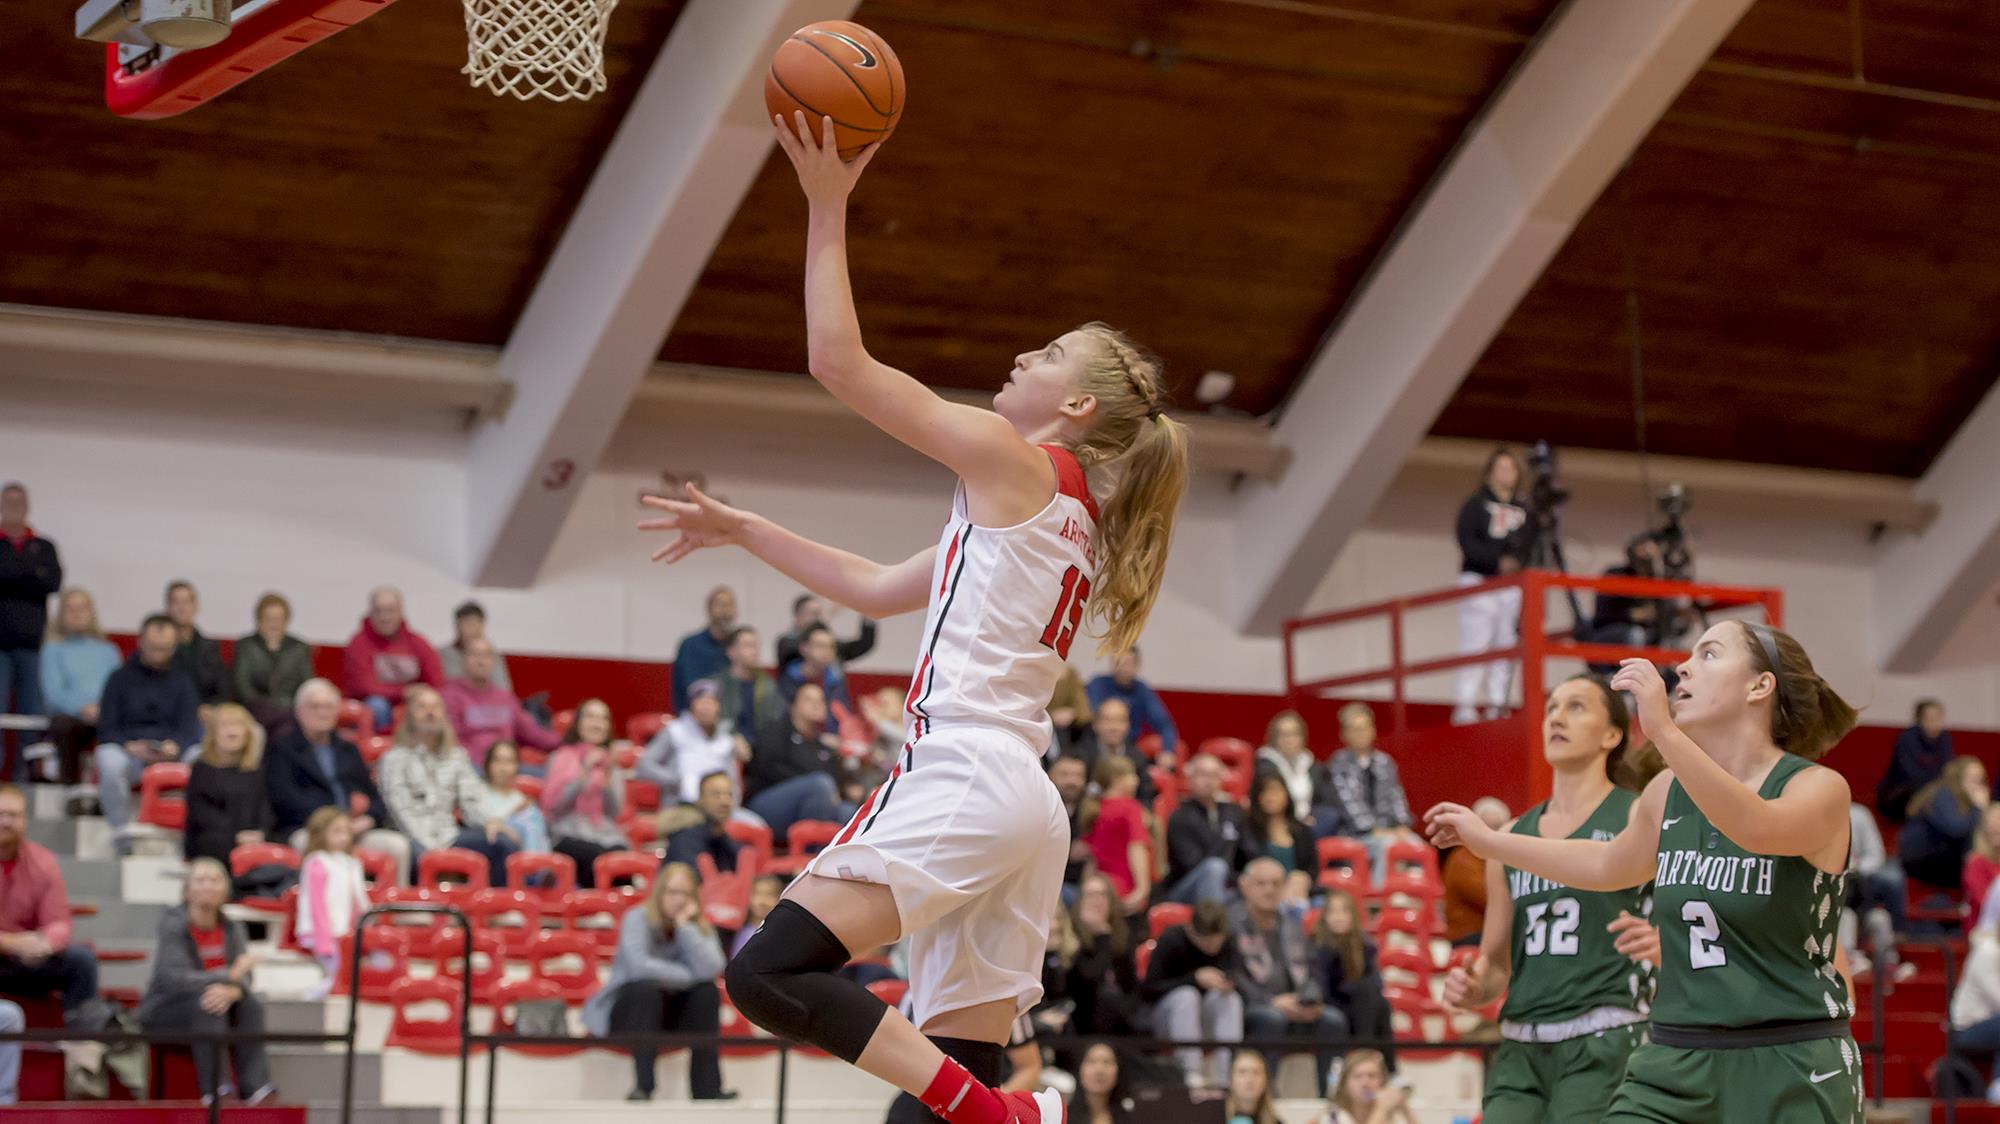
[378,686,517,886]
[1144,899,1242,1088]
[719,626,784,740]
[439,601,513,692]
[1070,698,1155,803]
[165,581,228,710]
[0,998,18,1107]
[729,874,787,957]
[1255,709,1327,825]
[1442,796,1511,946]
[1061,873,1141,1039]
[1878,699,1953,827]
[265,678,408,882]
[1233,857,1345,1094]
[93,614,201,839]
[1223,1052,1278,1124]
[1087,648,1179,761]
[1049,754,1092,895]
[295,807,371,1001]
[663,772,746,872]
[1582,537,1667,673]
[1067,1041,1135,1124]
[0,783,98,1021]
[138,857,274,1106]
[744,682,855,840]
[35,587,119,785]
[1969,805,2000,933]
[852,685,907,767]
[1245,773,1318,911]
[1318,703,1420,880]
[1048,664,1093,755]
[542,698,629,887]
[1950,923,2000,1101]
[1309,889,1393,1063]
[1452,448,1527,725]
[1898,755,1987,890]
[342,586,443,731]
[584,861,730,1102]
[671,586,737,715]
[778,624,852,710]
[442,637,559,769]
[478,741,550,854]
[1843,801,1909,980]
[0,483,60,725]
[1082,756,1153,917]
[1315,1049,1414,1124]
[183,703,274,866]
[231,593,314,732]
[774,593,877,673]
[1165,754,1252,905]
[639,678,748,806]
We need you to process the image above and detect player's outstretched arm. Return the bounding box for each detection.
[1612,659,1851,860]
[1426,774,1668,894]
[640,485,935,619]
[772,113,1050,509]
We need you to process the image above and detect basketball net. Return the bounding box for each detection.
[461,0,617,101]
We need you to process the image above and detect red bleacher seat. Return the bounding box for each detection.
[623,818,660,850]
[417,847,492,901]
[429,928,506,1002]
[515,775,544,803]
[1385,987,1451,1042]
[624,778,662,816]
[1378,946,1434,991]
[1136,733,1164,760]
[1374,907,1435,952]
[491,977,585,1056]
[229,842,301,911]
[360,733,395,766]
[338,926,414,1001]
[626,711,669,745]
[1195,736,1254,772]
[724,819,774,876]
[565,889,632,951]
[354,847,399,898]
[1386,839,1442,883]
[766,820,842,876]
[135,762,192,830]
[865,978,909,1008]
[697,852,752,930]
[594,850,658,896]
[385,976,464,1055]
[1134,939,1155,980]
[377,885,452,929]
[465,888,542,957]
[1147,902,1193,940]
[529,930,601,1003]
[1316,837,1370,889]
[1373,872,1443,916]
[336,698,375,742]
[506,851,578,907]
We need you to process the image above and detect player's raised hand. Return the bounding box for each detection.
[639,483,750,563]
[1424,801,1493,854]
[1441,953,1490,1011]
[1610,658,1673,742]
[773,111,880,206]
[1608,911,1661,965]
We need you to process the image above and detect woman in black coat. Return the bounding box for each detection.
[138,858,273,1103]
[183,704,276,865]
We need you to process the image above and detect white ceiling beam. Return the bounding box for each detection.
[1227,0,1758,634]
[463,0,859,587]
[1873,381,2000,670]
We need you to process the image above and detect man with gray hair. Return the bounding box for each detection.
[342,587,442,732]
[264,679,409,882]
[1233,856,1346,1094]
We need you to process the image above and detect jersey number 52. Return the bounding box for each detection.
[1040,565,1092,659]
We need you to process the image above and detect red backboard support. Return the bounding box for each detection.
[104,0,403,119]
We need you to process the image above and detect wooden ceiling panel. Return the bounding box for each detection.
[661,0,1551,414]
[0,0,687,343]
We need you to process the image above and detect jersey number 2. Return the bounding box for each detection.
[1682,900,1728,969]
[1040,565,1092,659]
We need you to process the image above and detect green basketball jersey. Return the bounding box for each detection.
[1500,787,1649,1025]
[1650,753,1851,1028]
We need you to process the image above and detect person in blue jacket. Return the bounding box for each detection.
[1086,647,1178,761]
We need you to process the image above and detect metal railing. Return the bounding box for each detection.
[341,901,473,1124]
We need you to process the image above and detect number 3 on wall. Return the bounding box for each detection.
[1039,565,1092,659]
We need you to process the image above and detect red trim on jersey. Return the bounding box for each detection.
[905,526,969,732]
[833,744,909,846]
[1039,445,1099,522]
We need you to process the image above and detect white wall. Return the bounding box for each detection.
[9,386,2000,725]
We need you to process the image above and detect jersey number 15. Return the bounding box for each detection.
[1040,565,1092,660]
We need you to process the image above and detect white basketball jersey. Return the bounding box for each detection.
[901,445,1100,754]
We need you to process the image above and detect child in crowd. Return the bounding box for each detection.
[480,741,551,854]
[296,807,370,1001]
[1315,1049,1416,1124]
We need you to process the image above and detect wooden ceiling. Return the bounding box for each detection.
[3,0,1998,477]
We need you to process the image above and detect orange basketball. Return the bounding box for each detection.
[764,20,905,159]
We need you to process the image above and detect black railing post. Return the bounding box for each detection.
[340,900,471,1124]
[776,1040,790,1124]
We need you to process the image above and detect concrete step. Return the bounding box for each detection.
[271,1044,386,1104]
[73,900,169,942]
[57,854,123,897]
[303,1104,444,1124]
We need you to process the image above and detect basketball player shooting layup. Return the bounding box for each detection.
[638,112,1189,1124]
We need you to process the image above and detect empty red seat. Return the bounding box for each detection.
[626,711,669,745]
[229,842,301,911]
[429,928,506,1002]
[1147,903,1193,940]
[506,851,577,911]
[528,931,600,1003]
[624,778,663,816]
[337,699,375,742]
[1194,737,1255,772]
[564,889,633,952]
[1378,946,1434,990]
[1386,987,1451,1042]
[1386,839,1442,883]
[337,926,414,1001]
[360,734,395,767]
[465,888,542,957]
[593,850,658,896]
[354,847,400,898]
[490,977,583,1056]
[766,820,842,876]
[385,977,464,1055]
[417,847,492,901]
[136,763,192,830]
[723,820,774,876]
[1316,837,1370,889]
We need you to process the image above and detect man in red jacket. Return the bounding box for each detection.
[342,587,442,732]
[0,784,99,1019]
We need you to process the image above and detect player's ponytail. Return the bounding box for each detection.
[1069,323,1189,657]
[1741,621,1860,760]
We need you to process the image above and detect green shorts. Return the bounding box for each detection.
[1481,1025,1640,1124]
[1603,1036,1863,1124]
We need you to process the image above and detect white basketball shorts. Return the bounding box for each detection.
[803,724,1068,1030]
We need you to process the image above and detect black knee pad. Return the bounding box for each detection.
[724,900,888,1063]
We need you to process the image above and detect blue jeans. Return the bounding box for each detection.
[1852,864,1909,932]
[1245,1000,1349,1096]
[0,649,42,717]
[746,773,853,841]
[0,998,19,1106]
[1952,1013,2000,1059]
[1167,856,1234,905]
[363,695,394,732]
[93,743,145,830]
